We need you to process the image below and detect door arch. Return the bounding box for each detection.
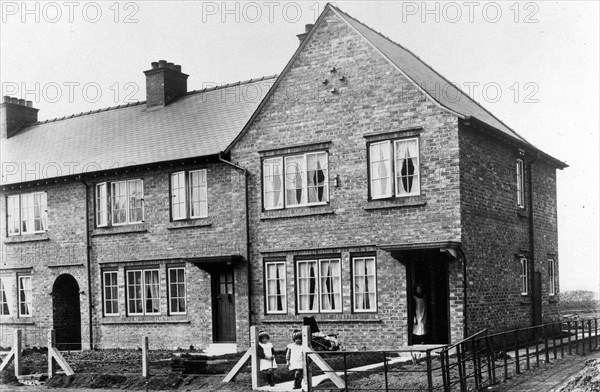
[52,274,82,350]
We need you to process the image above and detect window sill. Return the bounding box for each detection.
[100,316,190,325]
[517,208,529,218]
[364,195,427,210]
[4,233,49,244]
[520,296,532,305]
[167,219,212,230]
[91,224,148,237]
[260,205,334,220]
[0,318,35,325]
[263,315,381,324]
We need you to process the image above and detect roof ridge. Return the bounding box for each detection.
[30,74,279,127]
[331,4,532,146]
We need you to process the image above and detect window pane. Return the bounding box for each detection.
[516,160,525,207]
[168,268,186,314]
[307,152,328,204]
[7,195,20,235]
[112,182,128,224]
[144,270,160,314]
[370,141,391,199]
[96,183,108,227]
[128,180,144,223]
[171,172,186,220]
[395,139,420,196]
[127,271,143,314]
[33,192,47,232]
[18,276,32,317]
[0,277,12,316]
[353,257,376,311]
[319,259,341,312]
[190,170,208,218]
[285,155,306,206]
[263,158,284,210]
[265,262,286,313]
[103,271,118,316]
[21,193,35,234]
[297,261,318,312]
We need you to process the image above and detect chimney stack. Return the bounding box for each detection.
[144,60,189,108]
[296,24,314,45]
[1,96,39,139]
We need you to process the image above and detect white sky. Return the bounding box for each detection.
[1,1,598,293]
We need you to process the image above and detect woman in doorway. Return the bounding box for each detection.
[412,283,428,344]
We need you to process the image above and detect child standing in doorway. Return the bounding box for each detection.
[258,330,277,386]
[286,330,304,390]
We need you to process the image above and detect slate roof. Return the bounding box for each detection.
[1,77,277,185]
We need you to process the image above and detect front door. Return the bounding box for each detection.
[212,268,236,342]
[52,274,82,350]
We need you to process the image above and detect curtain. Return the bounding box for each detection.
[275,264,283,311]
[308,263,316,311]
[146,271,160,313]
[400,146,415,193]
[363,260,371,309]
[20,277,31,315]
[354,259,365,310]
[273,165,282,207]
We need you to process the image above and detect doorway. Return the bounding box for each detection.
[406,250,450,345]
[52,274,82,350]
[212,268,236,342]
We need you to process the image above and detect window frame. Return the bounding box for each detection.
[548,258,556,296]
[0,276,12,316]
[6,192,48,236]
[18,275,32,317]
[95,180,144,227]
[169,169,208,221]
[351,256,378,313]
[520,257,529,296]
[126,268,160,316]
[102,270,119,316]
[368,137,421,200]
[264,260,287,315]
[167,267,187,315]
[295,257,342,314]
[262,151,329,211]
[516,159,525,208]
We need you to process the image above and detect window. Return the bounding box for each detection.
[369,138,420,200]
[516,159,525,208]
[296,258,341,313]
[548,258,556,296]
[18,276,32,317]
[352,257,377,312]
[0,277,12,316]
[263,151,328,210]
[520,257,529,295]
[126,269,159,315]
[170,170,208,220]
[103,271,119,316]
[95,180,144,227]
[265,260,287,314]
[168,267,186,314]
[7,192,48,236]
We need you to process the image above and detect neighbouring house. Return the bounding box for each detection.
[0,4,566,352]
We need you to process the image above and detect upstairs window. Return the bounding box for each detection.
[7,192,48,236]
[520,257,529,295]
[263,151,328,210]
[95,180,144,227]
[369,138,420,200]
[516,159,525,208]
[170,170,208,220]
[548,258,556,296]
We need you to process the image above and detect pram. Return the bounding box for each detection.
[303,316,340,351]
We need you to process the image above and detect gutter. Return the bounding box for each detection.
[218,154,253,340]
[79,177,94,350]
[528,152,541,326]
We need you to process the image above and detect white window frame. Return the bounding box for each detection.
[96,183,108,227]
[296,258,342,314]
[520,257,529,296]
[0,276,13,316]
[352,257,377,313]
[170,170,208,220]
[548,258,556,296]
[264,260,287,314]
[516,159,525,208]
[168,267,187,315]
[126,269,160,316]
[7,192,48,236]
[102,271,119,316]
[18,276,32,317]
[263,151,329,210]
[263,157,284,210]
[369,138,420,200]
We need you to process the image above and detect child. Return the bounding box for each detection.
[258,330,277,386]
[286,330,304,390]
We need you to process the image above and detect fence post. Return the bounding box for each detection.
[535,326,540,367]
[142,336,149,378]
[250,326,259,390]
[553,323,558,360]
[14,329,22,377]
[596,318,598,348]
[544,324,550,363]
[383,351,389,392]
[524,328,530,371]
[426,349,433,392]
[560,322,565,358]
[457,345,466,392]
[581,320,586,355]
[48,330,56,377]
[302,325,311,392]
[514,330,520,374]
[567,321,572,355]
[589,320,593,353]
[502,333,508,381]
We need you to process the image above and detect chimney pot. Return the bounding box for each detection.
[10,98,19,104]
[18,99,25,106]
[167,62,175,69]
[151,61,159,70]
[3,96,10,103]
[26,100,33,107]
[158,60,167,68]
[174,65,182,72]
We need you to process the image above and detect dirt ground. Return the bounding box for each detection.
[559,356,600,392]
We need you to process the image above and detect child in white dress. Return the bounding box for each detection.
[258,331,277,386]
[286,330,304,389]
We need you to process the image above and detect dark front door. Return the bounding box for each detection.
[532,271,543,325]
[212,268,236,342]
[52,274,82,350]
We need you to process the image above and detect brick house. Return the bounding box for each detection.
[0,5,565,352]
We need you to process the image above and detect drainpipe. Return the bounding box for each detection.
[218,154,253,338]
[459,247,468,340]
[79,177,94,350]
[527,153,540,326]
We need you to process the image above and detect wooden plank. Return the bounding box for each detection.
[14,330,22,376]
[0,347,15,372]
[250,326,260,390]
[142,336,149,377]
[48,330,74,376]
[306,348,346,389]
[302,326,311,390]
[222,348,252,383]
[49,348,75,376]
